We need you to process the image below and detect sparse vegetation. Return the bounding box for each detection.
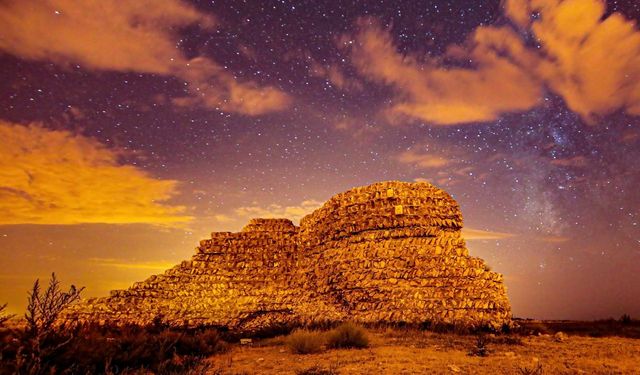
[287,329,326,354]
[0,273,229,374]
[207,325,640,374]
[513,318,640,339]
[468,334,489,357]
[326,322,369,349]
[61,324,227,373]
[2,321,229,374]
[286,323,370,354]
[16,273,84,374]
[3,276,638,375]
[517,361,544,375]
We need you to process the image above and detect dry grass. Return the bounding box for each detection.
[208,328,640,374]
[326,322,369,349]
[287,329,326,354]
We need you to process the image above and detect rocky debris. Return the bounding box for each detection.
[554,331,568,342]
[63,181,512,332]
[447,364,461,373]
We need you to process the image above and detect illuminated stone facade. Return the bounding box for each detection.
[65,181,512,331]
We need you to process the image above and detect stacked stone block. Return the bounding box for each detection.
[64,181,512,331]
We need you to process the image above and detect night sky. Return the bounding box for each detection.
[1,0,639,319]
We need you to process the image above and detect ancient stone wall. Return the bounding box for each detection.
[64,181,512,331]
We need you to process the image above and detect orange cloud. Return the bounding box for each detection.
[463,228,515,240]
[506,0,640,121]
[171,57,291,115]
[348,1,640,125]
[0,0,290,115]
[395,149,452,169]
[0,121,190,225]
[347,18,541,125]
[0,0,213,74]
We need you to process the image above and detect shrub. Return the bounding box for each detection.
[620,314,632,324]
[326,322,369,349]
[287,329,325,354]
[517,362,544,375]
[18,273,84,374]
[468,334,489,357]
[56,325,228,373]
[0,273,229,374]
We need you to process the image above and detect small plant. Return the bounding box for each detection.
[20,273,84,374]
[517,361,543,375]
[287,329,325,354]
[25,273,84,334]
[326,322,369,349]
[468,334,489,357]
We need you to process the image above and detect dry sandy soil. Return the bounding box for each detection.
[206,328,640,374]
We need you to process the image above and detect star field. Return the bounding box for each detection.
[0,0,639,319]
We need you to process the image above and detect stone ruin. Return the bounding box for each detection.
[64,181,512,331]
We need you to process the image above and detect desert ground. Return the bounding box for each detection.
[207,323,640,374]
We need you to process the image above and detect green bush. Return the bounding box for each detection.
[326,322,369,349]
[287,329,325,354]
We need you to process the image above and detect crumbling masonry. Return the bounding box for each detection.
[65,181,512,331]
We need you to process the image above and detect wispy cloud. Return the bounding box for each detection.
[0,121,190,225]
[88,258,176,271]
[345,18,541,125]
[463,228,516,240]
[0,0,290,115]
[203,199,325,232]
[234,200,324,224]
[395,149,452,169]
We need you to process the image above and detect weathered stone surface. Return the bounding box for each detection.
[64,181,512,331]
